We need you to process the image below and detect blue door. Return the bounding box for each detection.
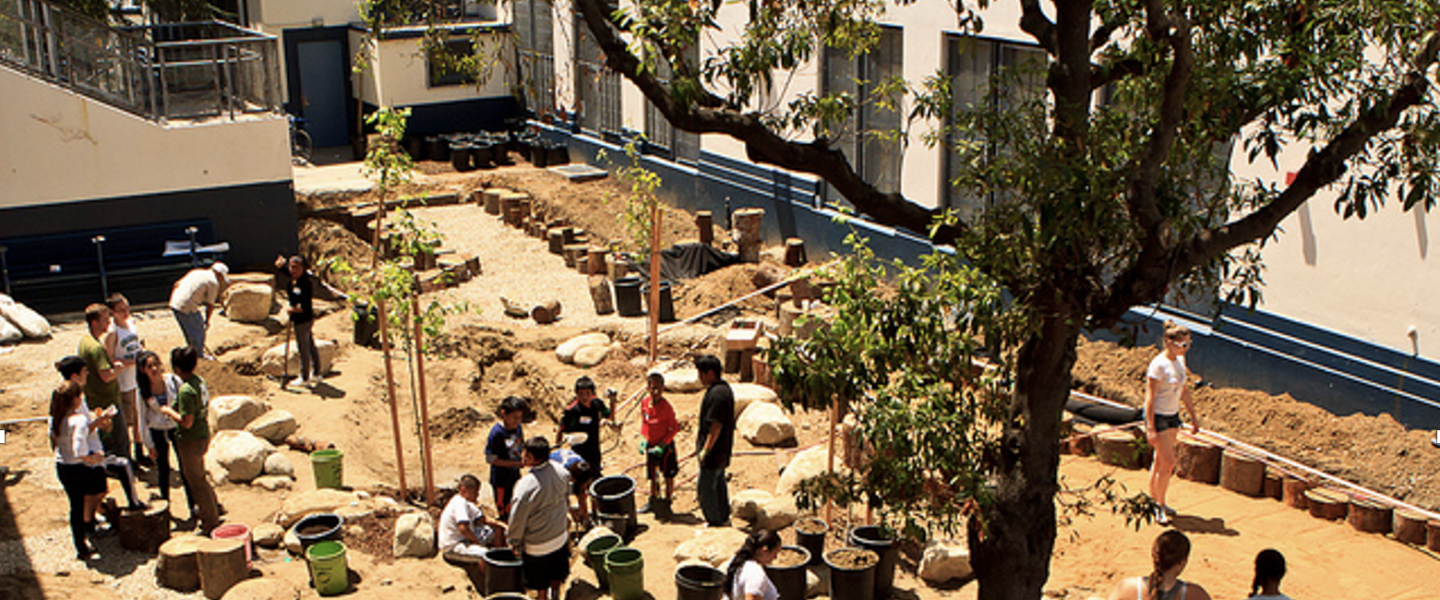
[295,39,348,147]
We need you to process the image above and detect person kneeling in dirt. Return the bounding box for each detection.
[550,446,594,526]
[508,437,571,600]
[439,474,507,564]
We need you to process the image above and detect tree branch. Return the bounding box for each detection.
[1019,0,1057,55]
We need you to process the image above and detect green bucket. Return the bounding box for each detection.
[604,547,645,600]
[306,540,349,596]
[585,533,623,588]
[311,449,344,489]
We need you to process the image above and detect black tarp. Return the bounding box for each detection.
[621,243,740,282]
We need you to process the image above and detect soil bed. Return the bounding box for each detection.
[772,548,809,568]
[795,518,826,535]
[827,548,878,569]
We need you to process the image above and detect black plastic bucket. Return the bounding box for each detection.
[589,475,637,529]
[795,517,828,566]
[471,142,494,169]
[352,303,379,348]
[641,281,676,323]
[293,513,344,552]
[547,143,569,165]
[530,141,549,167]
[425,136,450,161]
[596,511,632,541]
[613,277,644,317]
[450,142,473,171]
[483,548,524,595]
[824,548,877,600]
[848,526,897,599]
[675,563,725,600]
[764,545,811,600]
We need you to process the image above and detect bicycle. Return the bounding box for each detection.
[289,114,313,164]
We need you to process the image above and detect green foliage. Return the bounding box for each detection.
[602,141,665,254]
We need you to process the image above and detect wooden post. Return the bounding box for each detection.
[413,297,436,508]
[696,210,713,246]
[1175,438,1221,484]
[588,247,610,276]
[1282,474,1313,509]
[648,203,662,365]
[158,534,207,591]
[783,238,807,266]
[826,398,837,524]
[1304,488,1350,520]
[733,208,765,262]
[197,537,247,600]
[1220,449,1266,497]
[118,499,170,552]
[371,183,407,503]
[531,300,563,324]
[1394,508,1430,545]
[1347,497,1392,534]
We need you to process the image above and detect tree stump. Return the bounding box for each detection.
[1393,508,1430,545]
[1263,468,1284,500]
[589,276,614,315]
[1175,439,1221,484]
[774,291,793,319]
[696,211,714,246]
[575,255,589,274]
[733,208,765,263]
[1428,519,1440,552]
[1282,475,1313,510]
[1219,450,1266,497]
[779,302,804,337]
[484,188,508,215]
[752,352,771,387]
[1095,430,1144,469]
[531,300,562,324]
[588,247,610,276]
[563,244,588,268]
[1304,488,1350,521]
[157,534,208,592]
[783,238,808,266]
[1069,424,1095,456]
[1347,497,1392,534]
[118,499,170,553]
[198,537,248,600]
[517,198,533,224]
[548,228,568,254]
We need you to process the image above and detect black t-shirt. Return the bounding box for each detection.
[283,272,315,324]
[696,380,735,469]
[560,398,610,471]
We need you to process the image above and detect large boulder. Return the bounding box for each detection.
[278,489,361,527]
[918,539,973,584]
[0,301,50,339]
[224,282,275,323]
[220,577,300,600]
[663,367,704,393]
[556,332,610,363]
[246,409,299,444]
[393,512,436,558]
[211,395,270,431]
[756,494,798,530]
[674,528,749,566]
[0,315,21,344]
[776,445,847,496]
[263,452,295,478]
[730,383,779,417]
[730,489,774,521]
[738,402,796,446]
[252,523,285,549]
[260,340,337,378]
[207,430,272,483]
[574,344,611,367]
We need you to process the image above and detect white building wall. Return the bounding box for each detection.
[366,33,513,107]
[0,67,289,209]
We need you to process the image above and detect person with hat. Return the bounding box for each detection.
[169,262,228,359]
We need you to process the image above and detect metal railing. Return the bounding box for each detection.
[0,0,279,121]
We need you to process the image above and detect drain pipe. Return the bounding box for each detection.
[92,235,108,299]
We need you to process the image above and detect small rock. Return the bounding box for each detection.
[263,453,294,478]
[252,475,292,491]
[356,491,371,500]
[246,410,299,444]
[578,525,618,552]
[221,577,300,600]
[663,367,704,393]
[283,526,301,554]
[730,489,774,521]
[252,523,284,549]
[224,282,275,324]
[777,445,848,496]
[919,538,973,584]
[278,489,360,527]
[756,494,798,530]
[260,340,337,378]
[807,567,828,597]
[393,512,436,558]
[556,332,610,363]
[211,396,270,431]
[730,383,779,417]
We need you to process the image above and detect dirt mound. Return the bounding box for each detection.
[429,406,493,441]
[1072,337,1440,511]
[198,358,264,397]
[673,261,790,322]
[432,324,517,367]
[299,218,375,293]
[482,170,705,250]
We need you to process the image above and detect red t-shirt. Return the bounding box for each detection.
[641,395,679,446]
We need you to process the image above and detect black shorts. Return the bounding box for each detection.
[57,462,107,496]
[522,544,571,590]
[645,444,678,479]
[1153,413,1183,433]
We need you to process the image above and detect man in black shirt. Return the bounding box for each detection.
[556,376,612,523]
[694,355,734,526]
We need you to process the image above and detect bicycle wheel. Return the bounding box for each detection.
[292,129,313,162]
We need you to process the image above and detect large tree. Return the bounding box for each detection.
[561,0,1440,598]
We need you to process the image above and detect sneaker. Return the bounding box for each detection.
[305,376,322,388]
[1163,505,1177,517]
[90,523,114,538]
[288,377,306,389]
[1155,508,1172,526]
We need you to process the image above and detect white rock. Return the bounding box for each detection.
[224,282,275,323]
[393,512,436,558]
[220,577,300,600]
[246,409,299,444]
[0,316,21,344]
[664,367,704,393]
[918,538,973,584]
[260,340,337,378]
[756,494,798,530]
[0,301,50,339]
[278,489,359,527]
[556,332,610,363]
[730,489,774,521]
[211,395,270,431]
[252,523,285,549]
[674,528,749,566]
[283,525,302,554]
[253,475,293,492]
[208,430,272,483]
[738,402,796,446]
[776,445,847,496]
[730,383,779,418]
[263,452,295,478]
[573,344,610,367]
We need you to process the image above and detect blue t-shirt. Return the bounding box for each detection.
[550,448,586,470]
[485,422,524,488]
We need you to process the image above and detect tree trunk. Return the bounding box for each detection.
[969,315,1079,600]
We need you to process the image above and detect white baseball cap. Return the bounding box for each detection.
[211,262,229,277]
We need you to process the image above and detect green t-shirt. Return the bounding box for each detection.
[173,374,210,442]
[78,334,120,409]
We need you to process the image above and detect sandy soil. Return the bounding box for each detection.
[2,158,1438,600]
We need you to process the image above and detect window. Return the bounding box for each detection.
[574,4,621,135]
[428,38,476,87]
[820,25,904,205]
[515,0,555,117]
[941,34,1046,216]
[643,45,701,162]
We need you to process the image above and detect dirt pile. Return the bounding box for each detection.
[482,170,706,250]
[299,218,375,293]
[672,261,790,323]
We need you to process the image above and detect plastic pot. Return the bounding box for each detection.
[641,281,676,323]
[675,563,725,600]
[848,526,898,599]
[764,545,811,600]
[824,548,877,600]
[613,277,644,317]
[795,517,828,566]
[482,548,524,595]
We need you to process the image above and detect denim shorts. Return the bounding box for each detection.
[1153,412,1183,433]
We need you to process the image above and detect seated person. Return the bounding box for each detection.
[550,446,594,526]
[439,474,506,564]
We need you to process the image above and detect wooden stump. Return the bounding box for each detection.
[1304,488,1350,521]
[1175,439,1221,484]
[1219,450,1266,497]
[517,198,532,225]
[563,244,588,268]
[589,276,614,315]
[1263,468,1284,500]
[157,534,208,591]
[752,352,771,387]
[1069,424,1094,456]
[733,208,765,263]
[774,291,793,319]
[484,188,508,215]
[783,238,808,267]
[531,300,562,324]
[119,500,170,553]
[1347,497,1392,534]
[1282,475,1313,510]
[588,247,610,276]
[1393,508,1430,545]
[198,537,248,600]
[548,228,568,254]
[1095,429,1144,469]
[575,255,589,274]
[779,302,804,337]
[696,211,714,246]
[1428,519,1440,552]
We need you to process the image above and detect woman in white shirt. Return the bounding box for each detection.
[1146,321,1201,525]
[50,380,108,560]
[724,529,782,600]
[136,350,185,507]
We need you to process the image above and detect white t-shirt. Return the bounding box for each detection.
[110,321,143,392]
[439,493,484,551]
[728,561,778,600]
[1146,353,1187,416]
[55,411,101,465]
[169,269,221,314]
[143,373,183,431]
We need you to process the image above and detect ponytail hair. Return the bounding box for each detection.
[724,529,782,596]
[1250,548,1285,597]
[1148,530,1191,600]
[1162,320,1190,342]
[48,381,83,449]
